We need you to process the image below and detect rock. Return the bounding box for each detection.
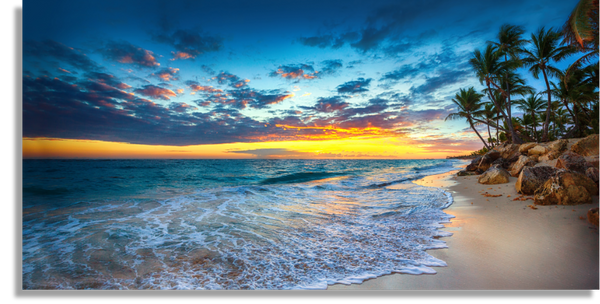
[497,144,520,159]
[491,157,510,170]
[528,145,547,156]
[466,156,482,171]
[585,167,599,185]
[584,155,599,169]
[478,166,511,184]
[519,143,537,154]
[546,139,568,160]
[515,166,559,195]
[556,151,587,173]
[509,155,536,177]
[571,134,599,156]
[457,170,479,176]
[588,208,599,227]
[529,155,540,162]
[534,170,599,205]
[476,151,502,172]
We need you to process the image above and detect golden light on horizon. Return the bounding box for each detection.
[22,136,479,159]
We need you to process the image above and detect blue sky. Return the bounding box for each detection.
[22,0,581,156]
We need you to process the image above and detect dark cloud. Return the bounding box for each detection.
[320,60,343,75]
[409,69,470,95]
[215,72,248,88]
[24,40,101,72]
[336,78,372,94]
[85,72,132,90]
[298,32,361,50]
[380,65,420,82]
[99,41,160,68]
[152,29,223,60]
[270,64,318,80]
[151,67,180,81]
[201,65,216,75]
[309,96,349,113]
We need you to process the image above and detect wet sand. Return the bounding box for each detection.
[328,170,599,290]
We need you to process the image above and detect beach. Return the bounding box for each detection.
[328,170,599,290]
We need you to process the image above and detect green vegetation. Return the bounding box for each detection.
[447,0,598,148]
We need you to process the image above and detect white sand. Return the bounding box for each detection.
[328,171,599,290]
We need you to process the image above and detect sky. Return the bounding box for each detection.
[22,0,580,159]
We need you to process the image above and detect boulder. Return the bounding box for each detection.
[492,157,510,170]
[584,155,599,169]
[476,152,499,172]
[457,170,480,176]
[556,151,587,173]
[545,139,568,160]
[585,167,599,185]
[519,143,537,154]
[588,208,599,227]
[466,156,482,171]
[534,170,599,205]
[528,145,547,156]
[509,155,536,177]
[497,144,520,159]
[571,134,599,156]
[478,166,511,184]
[515,166,559,195]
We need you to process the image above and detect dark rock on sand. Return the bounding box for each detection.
[556,151,587,173]
[466,156,482,172]
[534,170,599,205]
[457,170,480,176]
[585,167,599,186]
[515,166,559,195]
[588,208,599,227]
[478,166,510,184]
[510,155,536,177]
[571,134,599,156]
[477,151,501,172]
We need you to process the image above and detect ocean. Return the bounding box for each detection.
[22,159,464,290]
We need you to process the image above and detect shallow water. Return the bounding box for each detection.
[23,159,462,289]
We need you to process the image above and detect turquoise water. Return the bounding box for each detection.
[23,159,463,289]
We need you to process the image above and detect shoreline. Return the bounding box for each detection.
[328,169,599,290]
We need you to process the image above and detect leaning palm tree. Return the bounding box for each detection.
[470,44,523,143]
[514,93,547,142]
[520,27,576,141]
[445,87,490,149]
[488,24,530,62]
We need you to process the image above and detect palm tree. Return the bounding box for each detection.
[481,103,499,147]
[489,24,530,62]
[521,27,576,141]
[470,44,523,143]
[445,87,490,149]
[514,93,547,142]
[561,0,599,82]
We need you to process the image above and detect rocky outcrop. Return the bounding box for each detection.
[545,139,568,160]
[585,167,599,186]
[478,166,511,184]
[534,170,599,205]
[510,155,536,177]
[556,151,587,173]
[515,166,560,195]
[588,208,599,227]
[519,142,537,154]
[496,144,520,159]
[528,145,547,156]
[492,157,510,170]
[584,155,599,169]
[465,156,482,172]
[476,151,501,172]
[571,134,599,156]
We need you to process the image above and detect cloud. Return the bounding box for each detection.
[152,29,223,60]
[298,32,360,50]
[99,41,160,68]
[228,148,311,158]
[24,40,101,72]
[336,78,372,94]
[320,60,343,75]
[85,72,131,90]
[270,64,319,80]
[215,72,249,88]
[310,96,349,113]
[134,85,177,100]
[151,67,180,81]
[409,69,470,95]
[185,80,223,93]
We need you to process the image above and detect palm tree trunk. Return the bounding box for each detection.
[487,122,492,147]
[486,82,522,144]
[469,119,490,150]
[541,67,552,141]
